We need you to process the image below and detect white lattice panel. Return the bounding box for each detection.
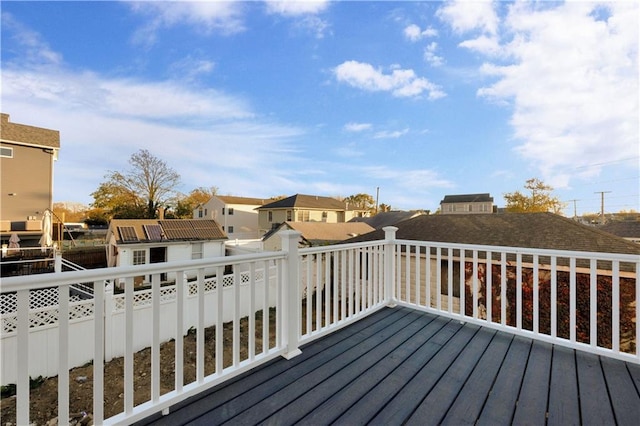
[70,301,94,320]
[1,314,18,334]
[0,293,16,315]
[30,287,59,309]
[222,275,234,287]
[160,287,176,303]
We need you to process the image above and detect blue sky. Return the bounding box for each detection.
[1,1,638,215]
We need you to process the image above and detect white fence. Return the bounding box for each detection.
[1,228,638,426]
[1,267,278,384]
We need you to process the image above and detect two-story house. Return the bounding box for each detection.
[194,195,266,240]
[440,193,494,214]
[0,113,60,247]
[256,194,369,235]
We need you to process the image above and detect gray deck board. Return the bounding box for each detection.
[139,306,640,426]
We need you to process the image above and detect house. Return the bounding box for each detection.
[262,221,375,251]
[0,113,60,246]
[440,193,494,214]
[349,210,426,229]
[194,195,266,240]
[598,220,640,244]
[105,219,227,286]
[256,193,369,235]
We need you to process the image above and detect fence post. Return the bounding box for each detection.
[280,230,302,359]
[54,250,62,273]
[104,282,114,361]
[383,226,398,307]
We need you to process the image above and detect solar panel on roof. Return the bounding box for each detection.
[143,224,163,241]
[118,226,138,242]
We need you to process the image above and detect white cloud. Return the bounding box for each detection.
[404,24,438,42]
[1,15,307,204]
[264,0,330,17]
[437,0,499,35]
[443,1,639,186]
[374,129,409,139]
[334,60,445,100]
[1,12,63,66]
[344,122,372,132]
[169,55,215,82]
[424,42,444,67]
[129,1,246,47]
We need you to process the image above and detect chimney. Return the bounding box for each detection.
[158,207,165,220]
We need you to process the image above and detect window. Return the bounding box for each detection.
[286,210,292,221]
[297,210,310,221]
[228,208,234,215]
[222,207,225,215]
[198,209,203,218]
[192,243,203,260]
[0,147,13,158]
[268,211,273,222]
[468,204,473,212]
[322,211,328,221]
[228,226,234,233]
[204,208,208,216]
[133,249,146,266]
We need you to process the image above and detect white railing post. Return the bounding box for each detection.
[280,230,302,359]
[54,250,62,273]
[383,226,398,307]
[104,282,114,361]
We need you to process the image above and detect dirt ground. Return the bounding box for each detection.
[0,309,277,426]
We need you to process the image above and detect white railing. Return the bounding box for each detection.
[0,231,385,425]
[0,228,638,425]
[392,235,640,364]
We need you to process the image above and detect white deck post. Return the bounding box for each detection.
[281,230,302,359]
[383,226,398,307]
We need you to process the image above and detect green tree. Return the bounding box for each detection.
[171,186,219,218]
[504,178,564,214]
[91,149,180,219]
[345,193,376,213]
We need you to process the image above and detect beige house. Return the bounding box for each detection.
[194,195,266,240]
[440,193,494,214]
[257,194,369,235]
[0,113,60,246]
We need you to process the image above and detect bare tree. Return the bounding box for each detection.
[92,149,180,219]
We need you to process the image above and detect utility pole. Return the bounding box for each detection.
[567,199,579,219]
[375,187,380,215]
[594,191,611,224]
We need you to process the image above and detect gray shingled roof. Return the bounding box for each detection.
[257,194,347,210]
[598,221,640,239]
[0,113,60,149]
[344,213,640,255]
[349,211,425,229]
[440,193,493,204]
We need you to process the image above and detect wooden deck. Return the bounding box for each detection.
[139,307,640,426]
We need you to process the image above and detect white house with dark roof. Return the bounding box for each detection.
[106,219,227,286]
[194,195,266,240]
[440,193,494,214]
[257,194,369,235]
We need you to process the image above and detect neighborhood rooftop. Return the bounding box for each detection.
[258,194,354,211]
[346,212,640,255]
